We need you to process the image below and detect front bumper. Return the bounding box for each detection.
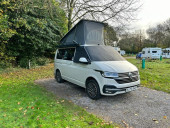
[102,84,140,95]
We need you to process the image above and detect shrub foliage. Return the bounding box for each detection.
[0,0,67,67]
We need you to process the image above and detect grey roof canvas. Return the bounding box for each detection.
[60,19,105,46]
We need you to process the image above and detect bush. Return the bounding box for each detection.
[36,57,50,66]
[19,58,37,68]
[0,61,11,69]
[19,57,50,68]
[0,57,14,69]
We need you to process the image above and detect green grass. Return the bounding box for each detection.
[127,58,170,93]
[0,64,118,128]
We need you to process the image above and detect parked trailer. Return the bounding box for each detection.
[141,47,162,59]
[113,47,120,53]
[120,50,126,56]
[162,48,170,58]
[113,47,126,56]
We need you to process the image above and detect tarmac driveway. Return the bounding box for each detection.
[35,78,170,128]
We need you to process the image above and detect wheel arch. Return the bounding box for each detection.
[85,76,99,87]
[55,68,60,75]
[85,76,102,100]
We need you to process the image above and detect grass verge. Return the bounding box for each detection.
[127,58,170,93]
[0,64,117,128]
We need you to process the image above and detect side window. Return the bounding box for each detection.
[152,51,157,53]
[148,51,150,53]
[57,48,75,61]
[142,51,145,54]
[57,49,65,59]
[64,48,75,61]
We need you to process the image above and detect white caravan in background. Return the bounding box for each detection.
[113,47,120,53]
[113,47,126,56]
[120,50,126,56]
[162,48,170,58]
[141,47,162,59]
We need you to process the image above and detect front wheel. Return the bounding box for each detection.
[86,79,101,100]
[55,70,64,83]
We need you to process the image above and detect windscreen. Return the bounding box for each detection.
[85,46,125,61]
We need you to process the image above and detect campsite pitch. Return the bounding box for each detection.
[35,78,170,128]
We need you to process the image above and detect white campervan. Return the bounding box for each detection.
[162,48,170,58]
[54,19,140,100]
[141,47,162,59]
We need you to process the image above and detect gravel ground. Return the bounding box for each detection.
[35,78,170,128]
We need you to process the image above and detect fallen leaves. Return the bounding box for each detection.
[0,64,118,128]
[122,120,133,128]
[19,107,23,111]
[152,119,159,124]
[163,116,167,119]
[88,121,94,125]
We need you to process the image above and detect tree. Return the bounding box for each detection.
[118,33,136,53]
[118,30,145,53]
[104,24,118,46]
[61,0,141,30]
[0,0,67,67]
[146,24,165,47]
[163,18,170,47]
[0,1,16,67]
[134,29,145,51]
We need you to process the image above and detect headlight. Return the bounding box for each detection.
[101,71,118,78]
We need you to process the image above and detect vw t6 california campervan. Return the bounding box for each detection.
[54,19,140,100]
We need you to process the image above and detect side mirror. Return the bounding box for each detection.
[79,57,88,64]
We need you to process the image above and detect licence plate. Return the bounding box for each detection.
[126,86,137,92]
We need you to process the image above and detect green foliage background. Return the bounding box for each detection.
[0,0,67,67]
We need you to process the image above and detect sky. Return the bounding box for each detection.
[133,0,170,30]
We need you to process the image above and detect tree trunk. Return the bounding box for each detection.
[67,2,73,31]
[68,18,72,31]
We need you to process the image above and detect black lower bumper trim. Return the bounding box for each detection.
[103,85,140,94]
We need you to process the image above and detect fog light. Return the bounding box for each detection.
[103,85,118,94]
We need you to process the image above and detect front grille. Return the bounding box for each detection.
[115,71,139,84]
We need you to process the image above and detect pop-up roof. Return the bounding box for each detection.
[59,19,105,47]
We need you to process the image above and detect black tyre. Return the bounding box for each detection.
[86,79,101,100]
[55,70,64,83]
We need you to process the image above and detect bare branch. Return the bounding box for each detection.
[61,0,141,30]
